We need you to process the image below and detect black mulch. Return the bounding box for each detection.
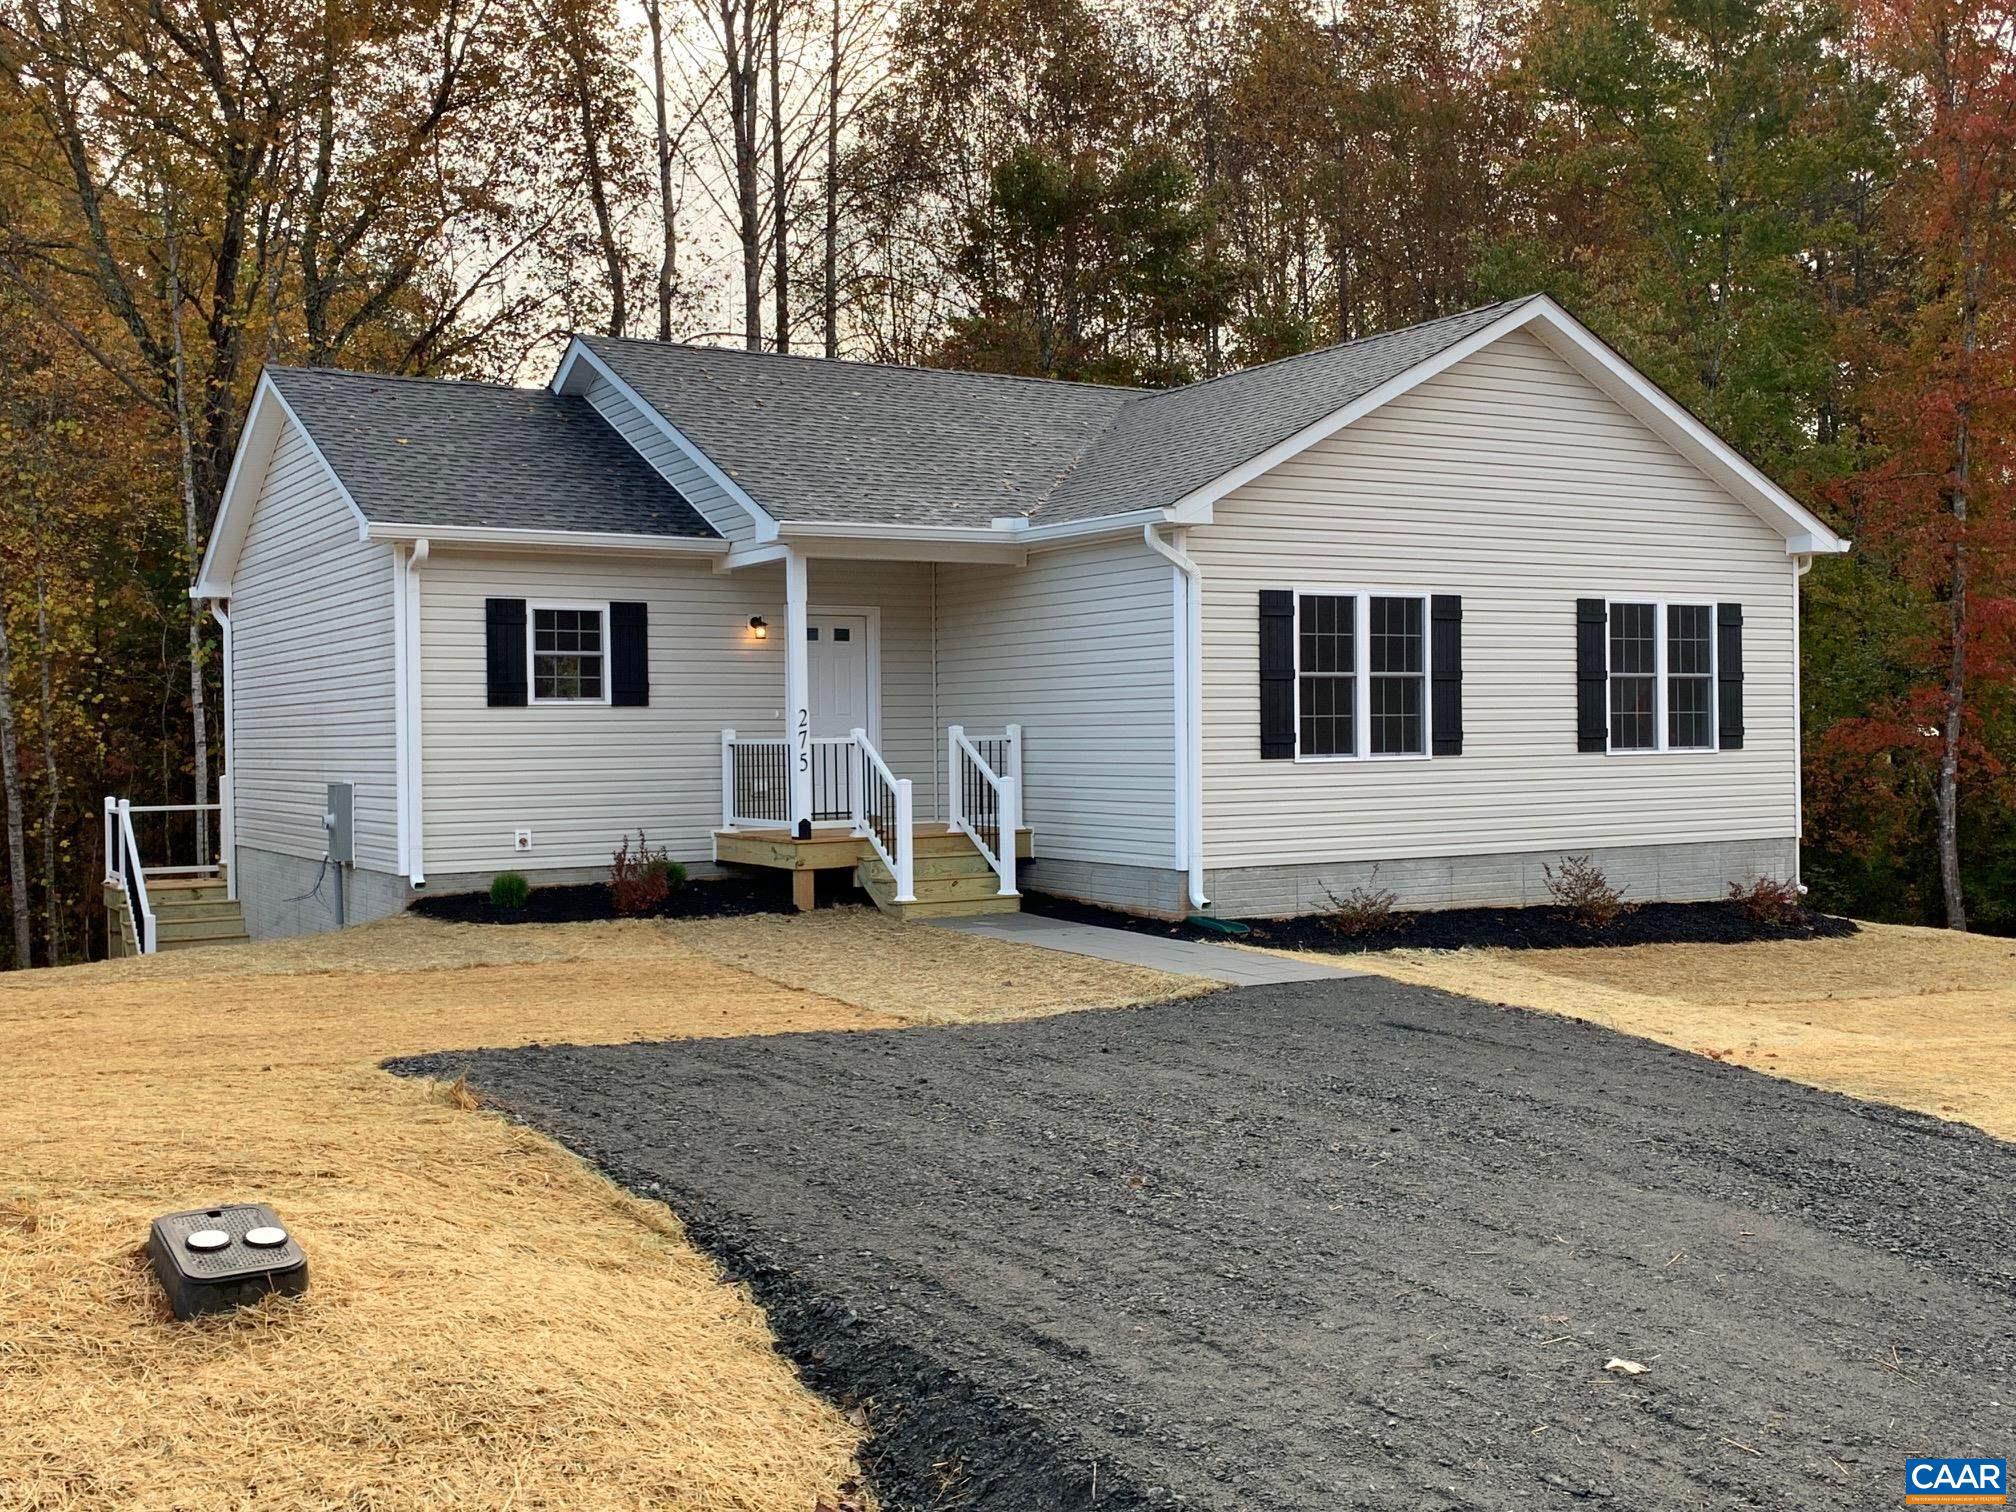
[408,871,791,926]
[1021,890,1858,954]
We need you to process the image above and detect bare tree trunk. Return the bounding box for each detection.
[1938,246,1976,932]
[723,0,764,350]
[770,0,790,353]
[823,0,840,357]
[0,584,33,969]
[165,213,212,865]
[648,0,678,341]
[32,559,60,965]
[560,9,627,338]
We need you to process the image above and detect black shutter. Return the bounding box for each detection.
[610,601,649,707]
[1717,602,1744,750]
[1259,589,1295,759]
[1576,598,1607,752]
[485,598,527,707]
[1430,595,1463,755]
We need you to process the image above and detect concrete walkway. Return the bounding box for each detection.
[931,911,1363,986]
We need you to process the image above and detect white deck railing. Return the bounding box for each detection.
[102,779,233,955]
[947,724,1020,896]
[720,729,915,902]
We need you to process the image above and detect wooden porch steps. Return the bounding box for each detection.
[119,876,250,953]
[713,824,1031,921]
[857,841,1021,920]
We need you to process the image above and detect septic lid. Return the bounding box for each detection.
[243,1226,289,1248]
[185,1229,231,1252]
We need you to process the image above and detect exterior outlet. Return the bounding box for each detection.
[513,829,532,852]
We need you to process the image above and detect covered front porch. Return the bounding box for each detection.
[706,541,1036,918]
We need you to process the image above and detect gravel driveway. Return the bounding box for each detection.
[393,979,2016,1511]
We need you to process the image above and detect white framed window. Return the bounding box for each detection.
[1607,598,1717,753]
[1294,589,1431,760]
[528,602,609,704]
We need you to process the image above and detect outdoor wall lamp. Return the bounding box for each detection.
[748,616,768,639]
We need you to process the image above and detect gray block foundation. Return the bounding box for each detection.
[1201,837,1801,920]
[235,845,413,940]
[1019,857,1191,919]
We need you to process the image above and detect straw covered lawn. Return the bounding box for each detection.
[0,910,1197,1511]
[1329,922,2016,1139]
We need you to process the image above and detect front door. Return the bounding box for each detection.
[807,614,871,737]
[807,613,871,823]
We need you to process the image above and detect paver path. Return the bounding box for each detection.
[932,910,1361,984]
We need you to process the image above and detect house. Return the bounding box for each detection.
[149,295,1846,942]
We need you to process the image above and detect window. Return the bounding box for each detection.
[1608,602,1657,750]
[1607,599,1716,753]
[1666,604,1714,749]
[1368,596,1425,755]
[530,605,606,702]
[1298,593,1355,756]
[1296,591,1431,759]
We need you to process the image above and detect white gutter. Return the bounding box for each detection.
[396,538,429,885]
[365,522,727,556]
[1143,524,1208,911]
[207,599,237,902]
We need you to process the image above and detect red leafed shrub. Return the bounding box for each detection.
[610,831,678,915]
[1541,854,1632,928]
[1729,875,1805,926]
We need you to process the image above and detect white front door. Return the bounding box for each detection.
[806,613,872,824]
[807,614,871,737]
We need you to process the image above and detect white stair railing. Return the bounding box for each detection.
[102,791,231,955]
[849,726,914,903]
[946,723,1020,897]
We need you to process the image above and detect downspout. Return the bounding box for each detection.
[1793,553,1812,890]
[405,539,429,886]
[208,599,235,901]
[1144,524,1208,911]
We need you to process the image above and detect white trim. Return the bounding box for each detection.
[194,373,371,597]
[1602,597,1719,756]
[1164,297,1849,557]
[1289,587,1434,763]
[783,551,812,831]
[773,530,1027,566]
[526,600,613,706]
[207,599,237,900]
[392,540,429,882]
[806,604,883,747]
[366,522,726,556]
[1793,556,1811,865]
[1143,525,1207,910]
[551,338,780,542]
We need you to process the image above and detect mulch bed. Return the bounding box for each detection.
[410,872,791,926]
[1021,889,1858,954]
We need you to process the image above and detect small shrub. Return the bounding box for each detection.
[611,831,677,915]
[1729,874,1804,926]
[1541,854,1632,928]
[489,872,531,911]
[1320,883,1401,937]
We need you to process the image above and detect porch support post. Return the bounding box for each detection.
[784,548,813,837]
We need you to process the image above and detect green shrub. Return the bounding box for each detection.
[490,872,531,911]
[647,856,688,892]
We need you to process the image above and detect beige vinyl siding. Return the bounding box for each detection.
[936,536,1176,867]
[1193,326,1798,870]
[417,552,938,875]
[229,420,400,869]
[583,376,757,544]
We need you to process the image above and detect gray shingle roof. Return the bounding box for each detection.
[268,368,719,539]
[586,299,1531,530]
[579,334,1133,528]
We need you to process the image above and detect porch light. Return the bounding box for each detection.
[748,616,768,640]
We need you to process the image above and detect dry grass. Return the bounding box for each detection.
[0,908,1203,1511]
[671,905,1206,1024]
[1321,922,2016,1139]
